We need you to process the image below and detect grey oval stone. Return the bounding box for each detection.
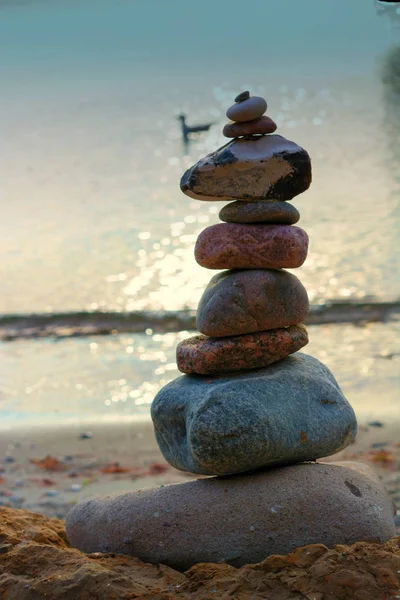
[180,135,312,202]
[219,200,300,224]
[151,353,357,475]
[66,461,395,571]
[196,269,309,337]
[226,96,267,122]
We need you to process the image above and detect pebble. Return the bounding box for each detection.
[152,353,356,475]
[196,269,309,337]
[234,90,250,102]
[9,495,22,504]
[66,461,395,570]
[226,96,267,122]
[223,116,277,138]
[180,135,312,202]
[176,324,308,375]
[195,223,308,270]
[219,200,300,224]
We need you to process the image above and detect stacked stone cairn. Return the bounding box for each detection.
[66,92,396,571]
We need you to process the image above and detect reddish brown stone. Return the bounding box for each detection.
[196,269,309,337]
[195,223,308,269]
[176,324,308,375]
[223,116,277,138]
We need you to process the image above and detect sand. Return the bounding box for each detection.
[0,418,398,532]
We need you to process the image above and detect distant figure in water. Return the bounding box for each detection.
[178,114,213,143]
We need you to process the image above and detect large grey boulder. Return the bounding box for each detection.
[151,353,357,476]
[66,461,396,570]
[180,135,312,201]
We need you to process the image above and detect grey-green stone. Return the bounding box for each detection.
[151,353,357,476]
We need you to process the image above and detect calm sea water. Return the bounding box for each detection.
[0,0,399,314]
[0,0,399,424]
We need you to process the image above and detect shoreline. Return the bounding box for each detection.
[0,419,399,531]
[1,300,400,340]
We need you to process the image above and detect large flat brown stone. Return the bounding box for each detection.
[66,462,396,571]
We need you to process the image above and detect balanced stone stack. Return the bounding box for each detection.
[66,92,396,570]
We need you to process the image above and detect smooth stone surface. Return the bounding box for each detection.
[176,324,308,375]
[196,269,309,337]
[66,461,396,570]
[195,223,308,270]
[223,116,277,138]
[180,135,311,201]
[226,96,267,122]
[151,352,357,475]
[219,200,300,224]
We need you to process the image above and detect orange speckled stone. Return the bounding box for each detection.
[223,116,277,138]
[176,324,308,375]
[195,223,308,270]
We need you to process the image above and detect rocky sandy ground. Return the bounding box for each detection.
[0,421,399,598]
[0,507,399,599]
[0,420,399,531]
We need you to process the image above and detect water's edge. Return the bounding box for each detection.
[1,300,399,340]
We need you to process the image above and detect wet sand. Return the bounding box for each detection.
[0,419,398,533]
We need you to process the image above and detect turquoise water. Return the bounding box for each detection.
[0,0,399,424]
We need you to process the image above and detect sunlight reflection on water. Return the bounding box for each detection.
[0,1,399,314]
[0,322,398,425]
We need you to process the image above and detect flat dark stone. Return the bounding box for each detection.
[234,90,250,103]
[219,200,300,224]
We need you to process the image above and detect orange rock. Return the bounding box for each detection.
[176,325,308,375]
[100,463,131,474]
[30,455,66,472]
